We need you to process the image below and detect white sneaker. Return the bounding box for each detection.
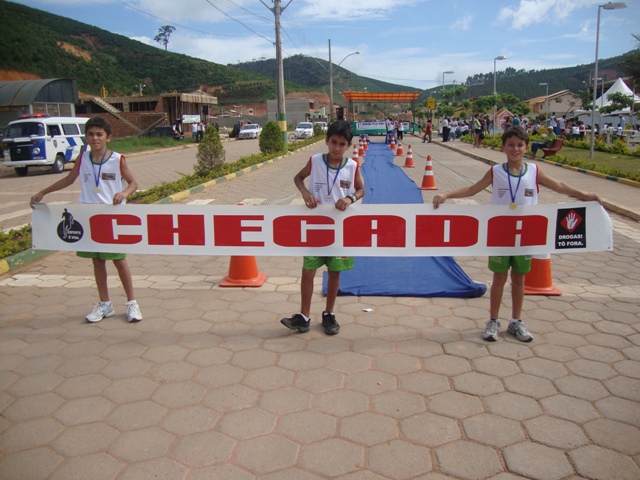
[483,318,500,342]
[86,302,115,323]
[126,300,143,323]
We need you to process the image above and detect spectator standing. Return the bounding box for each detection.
[441,117,450,142]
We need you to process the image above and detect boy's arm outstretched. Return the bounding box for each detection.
[537,170,602,205]
[30,161,81,208]
[432,168,492,209]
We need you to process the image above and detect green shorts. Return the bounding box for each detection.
[488,255,531,274]
[77,252,127,261]
[303,256,354,272]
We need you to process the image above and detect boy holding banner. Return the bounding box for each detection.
[281,121,365,336]
[30,117,143,324]
[433,126,601,343]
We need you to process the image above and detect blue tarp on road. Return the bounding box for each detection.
[322,142,487,298]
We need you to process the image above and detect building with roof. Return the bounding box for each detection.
[0,78,78,128]
[525,89,581,119]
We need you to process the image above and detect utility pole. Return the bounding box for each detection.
[261,0,292,145]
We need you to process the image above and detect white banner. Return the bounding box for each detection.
[31,202,613,257]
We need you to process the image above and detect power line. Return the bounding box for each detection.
[203,0,274,44]
[113,0,248,37]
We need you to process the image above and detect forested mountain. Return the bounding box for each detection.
[235,54,420,95]
[0,0,312,104]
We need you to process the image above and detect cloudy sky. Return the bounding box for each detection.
[13,0,639,90]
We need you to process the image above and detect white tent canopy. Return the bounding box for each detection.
[577,77,638,126]
[594,77,640,112]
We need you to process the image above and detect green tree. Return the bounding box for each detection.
[259,120,285,154]
[619,34,640,90]
[600,91,636,115]
[195,126,225,174]
[154,25,176,51]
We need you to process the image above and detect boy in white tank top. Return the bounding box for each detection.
[281,121,365,335]
[30,117,143,324]
[433,127,601,343]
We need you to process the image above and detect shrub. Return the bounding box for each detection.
[0,226,32,260]
[313,123,323,137]
[259,120,286,155]
[194,126,225,173]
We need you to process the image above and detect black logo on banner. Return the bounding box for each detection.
[57,208,84,243]
[555,207,586,249]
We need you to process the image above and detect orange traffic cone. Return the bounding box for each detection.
[358,139,365,157]
[403,145,415,168]
[419,155,438,190]
[389,137,396,151]
[363,136,369,150]
[524,254,562,296]
[352,144,360,162]
[220,256,267,287]
[396,142,404,157]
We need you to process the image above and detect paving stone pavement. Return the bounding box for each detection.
[1,136,639,479]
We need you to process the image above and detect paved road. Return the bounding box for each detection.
[0,137,639,479]
[0,138,261,232]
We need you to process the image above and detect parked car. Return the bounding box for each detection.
[313,121,328,133]
[294,122,314,137]
[238,124,262,139]
[140,126,184,140]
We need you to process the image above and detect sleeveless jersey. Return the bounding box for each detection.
[491,162,538,206]
[77,150,126,204]
[308,153,359,205]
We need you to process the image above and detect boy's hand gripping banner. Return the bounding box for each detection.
[32,202,613,257]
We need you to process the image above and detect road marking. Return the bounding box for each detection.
[0,201,70,224]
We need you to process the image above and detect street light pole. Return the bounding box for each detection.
[539,82,549,127]
[590,2,627,158]
[442,71,454,93]
[493,56,506,135]
[328,41,359,123]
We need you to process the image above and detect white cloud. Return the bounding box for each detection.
[497,0,589,30]
[297,0,422,20]
[451,14,473,31]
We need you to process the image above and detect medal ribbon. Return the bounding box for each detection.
[90,150,108,191]
[325,154,344,200]
[507,163,523,205]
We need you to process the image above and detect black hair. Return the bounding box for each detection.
[326,120,353,143]
[85,116,112,136]
[502,126,529,145]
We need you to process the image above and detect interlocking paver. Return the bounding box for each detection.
[504,441,574,480]
[437,441,503,479]
[2,139,640,478]
[524,415,589,449]
[569,444,640,480]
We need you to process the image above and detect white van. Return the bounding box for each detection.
[2,114,89,176]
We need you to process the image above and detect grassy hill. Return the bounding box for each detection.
[0,0,312,104]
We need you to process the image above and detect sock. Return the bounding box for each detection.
[510,318,520,324]
[299,313,310,322]
[100,301,112,307]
